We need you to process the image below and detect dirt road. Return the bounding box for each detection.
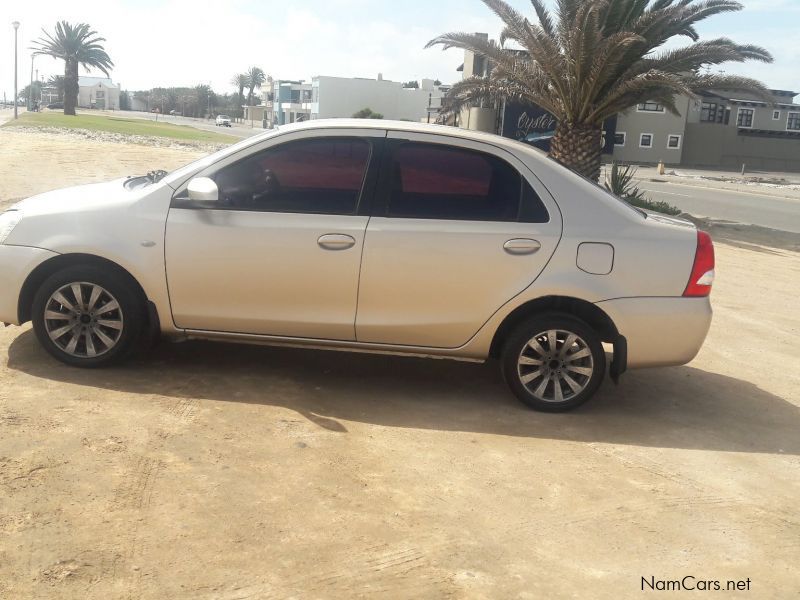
[1,129,798,599]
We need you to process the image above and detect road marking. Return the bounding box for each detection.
[639,188,691,197]
[639,180,800,202]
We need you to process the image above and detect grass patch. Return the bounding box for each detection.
[2,111,237,144]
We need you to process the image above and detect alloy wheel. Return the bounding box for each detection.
[517,329,595,404]
[43,282,124,358]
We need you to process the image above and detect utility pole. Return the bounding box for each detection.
[29,54,34,111]
[12,21,19,119]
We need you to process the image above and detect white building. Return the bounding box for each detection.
[78,77,121,110]
[267,76,449,126]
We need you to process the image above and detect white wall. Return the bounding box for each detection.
[78,83,120,110]
[313,76,444,121]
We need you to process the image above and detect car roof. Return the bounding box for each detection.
[275,118,513,146]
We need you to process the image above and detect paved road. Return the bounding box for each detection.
[637,179,800,233]
[98,110,261,139]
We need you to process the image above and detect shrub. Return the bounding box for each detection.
[604,162,681,216]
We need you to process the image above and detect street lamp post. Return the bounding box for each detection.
[28,54,34,111]
[12,21,19,119]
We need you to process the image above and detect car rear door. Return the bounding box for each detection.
[355,131,562,348]
[165,129,384,341]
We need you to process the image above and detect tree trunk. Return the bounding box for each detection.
[549,122,603,181]
[64,59,79,116]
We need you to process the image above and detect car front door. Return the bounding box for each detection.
[356,132,562,348]
[165,130,384,340]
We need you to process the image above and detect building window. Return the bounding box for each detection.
[667,135,682,149]
[737,108,754,128]
[637,101,665,113]
[787,112,800,131]
[639,133,653,148]
[773,110,781,120]
[614,132,626,147]
[701,102,718,122]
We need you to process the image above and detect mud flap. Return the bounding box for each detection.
[610,335,628,385]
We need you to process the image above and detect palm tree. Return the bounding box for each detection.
[427,0,772,180]
[47,75,65,101]
[230,73,248,118]
[246,67,267,106]
[31,21,113,116]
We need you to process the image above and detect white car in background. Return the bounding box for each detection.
[215,115,232,127]
[0,120,714,412]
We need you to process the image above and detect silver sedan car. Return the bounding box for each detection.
[0,120,714,411]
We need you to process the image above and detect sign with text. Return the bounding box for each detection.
[501,102,617,154]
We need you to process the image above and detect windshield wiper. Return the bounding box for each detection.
[147,170,169,183]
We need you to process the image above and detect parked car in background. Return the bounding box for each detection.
[0,120,714,412]
[46,102,64,110]
[215,115,232,127]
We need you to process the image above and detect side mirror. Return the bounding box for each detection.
[187,177,219,202]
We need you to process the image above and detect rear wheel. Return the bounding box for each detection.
[502,313,606,412]
[32,265,146,368]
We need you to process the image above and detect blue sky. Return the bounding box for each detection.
[1,0,798,99]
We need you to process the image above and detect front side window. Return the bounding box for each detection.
[213,138,371,214]
[386,143,546,222]
[737,108,754,128]
[788,112,800,131]
[637,101,665,113]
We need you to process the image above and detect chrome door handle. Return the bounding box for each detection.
[504,239,542,255]
[318,234,357,251]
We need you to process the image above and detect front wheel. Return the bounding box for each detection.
[31,265,146,368]
[502,313,606,412]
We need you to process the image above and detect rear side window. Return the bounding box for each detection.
[213,138,371,214]
[387,143,542,222]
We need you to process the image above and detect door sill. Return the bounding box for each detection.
[181,329,484,362]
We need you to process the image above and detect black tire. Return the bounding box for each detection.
[31,265,146,368]
[502,312,606,412]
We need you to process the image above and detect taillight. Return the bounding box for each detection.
[684,230,715,297]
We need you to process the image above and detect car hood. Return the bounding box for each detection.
[10,178,133,216]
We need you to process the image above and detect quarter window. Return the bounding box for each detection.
[788,112,800,131]
[737,108,754,128]
[386,143,546,222]
[212,138,371,214]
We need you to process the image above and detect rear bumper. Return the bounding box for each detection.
[596,296,712,369]
[0,245,59,325]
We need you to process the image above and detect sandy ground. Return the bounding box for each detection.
[1,130,799,599]
[0,129,206,211]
